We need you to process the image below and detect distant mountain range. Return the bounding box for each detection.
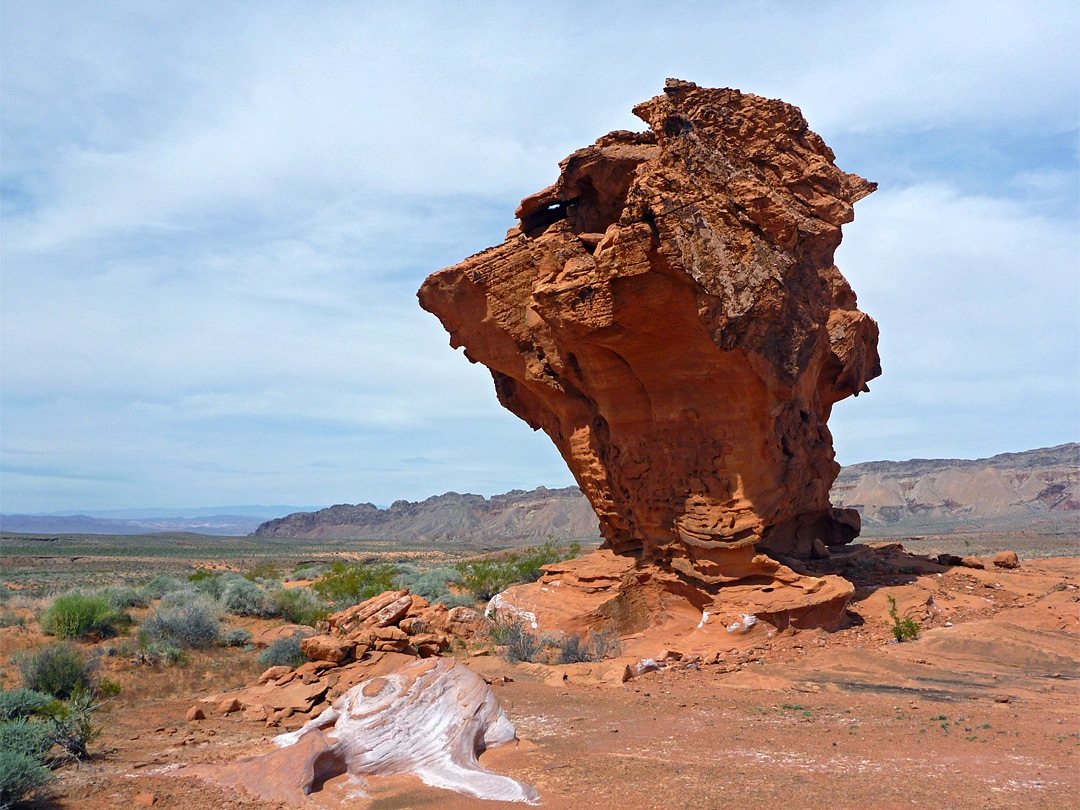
[253,443,1078,544]
[0,506,320,537]
[5,444,1076,541]
[830,443,1078,530]
[252,486,598,546]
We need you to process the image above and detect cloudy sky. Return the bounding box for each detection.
[2,1,1077,515]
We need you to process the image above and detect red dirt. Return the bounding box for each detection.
[3,553,1077,810]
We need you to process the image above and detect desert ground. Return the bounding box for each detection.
[1,527,1077,810]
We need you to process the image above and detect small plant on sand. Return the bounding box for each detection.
[489,614,550,664]
[258,637,308,668]
[554,626,622,664]
[887,595,920,642]
[221,628,253,647]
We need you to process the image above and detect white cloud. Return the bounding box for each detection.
[1,1,1077,511]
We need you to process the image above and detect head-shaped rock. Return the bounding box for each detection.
[419,80,880,583]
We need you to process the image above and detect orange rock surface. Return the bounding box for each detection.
[419,81,879,628]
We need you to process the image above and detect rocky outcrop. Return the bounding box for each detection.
[419,81,878,627]
[203,590,487,721]
[196,658,537,805]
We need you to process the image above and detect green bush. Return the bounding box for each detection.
[97,586,148,610]
[887,595,920,642]
[188,571,227,600]
[244,562,281,582]
[312,562,399,607]
[270,588,327,626]
[221,628,253,647]
[258,638,307,668]
[0,690,53,722]
[221,578,275,617]
[39,593,126,640]
[436,593,477,609]
[286,563,328,582]
[0,748,51,809]
[140,641,186,667]
[15,645,94,699]
[0,718,52,759]
[456,542,580,601]
[141,600,220,649]
[139,576,187,600]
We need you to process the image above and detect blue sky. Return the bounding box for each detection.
[2,1,1077,514]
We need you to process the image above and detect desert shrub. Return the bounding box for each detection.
[221,628,253,647]
[0,610,25,629]
[95,678,122,699]
[436,593,477,609]
[141,600,219,649]
[456,542,580,601]
[244,562,281,583]
[44,688,105,764]
[15,645,94,700]
[158,586,207,609]
[489,615,549,664]
[0,690,53,722]
[312,562,399,608]
[454,560,517,603]
[221,578,275,617]
[39,592,126,640]
[395,567,461,604]
[258,638,307,668]
[140,641,186,667]
[270,588,327,626]
[289,564,329,582]
[0,718,52,760]
[0,748,52,809]
[97,586,148,610]
[187,571,229,600]
[555,627,622,664]
[140,576,187,600]
[887,596,920,642]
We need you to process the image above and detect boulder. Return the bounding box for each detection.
[960,556,986,570]
[299,635,353,664]
[993,551,1020,569]
[258,665,294,685]
[418,80,877,630]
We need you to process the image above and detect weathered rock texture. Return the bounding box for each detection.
[203,590,487,721]
[419,80,879,602]
[195,658,537,805]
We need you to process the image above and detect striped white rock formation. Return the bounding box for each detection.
[274,656,539,804]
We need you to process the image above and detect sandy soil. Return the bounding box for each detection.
[4,552,1077,810]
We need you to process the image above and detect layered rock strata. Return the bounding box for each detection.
[419,80,879,628]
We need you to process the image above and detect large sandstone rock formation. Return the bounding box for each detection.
[419,81,880,629]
